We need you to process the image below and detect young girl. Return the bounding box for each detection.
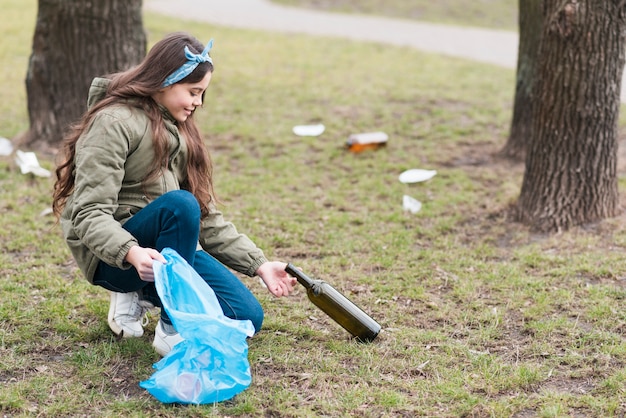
[52,32,297,356]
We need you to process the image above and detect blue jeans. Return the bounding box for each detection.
[93,190,264,332]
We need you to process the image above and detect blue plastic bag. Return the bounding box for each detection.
[139,248,256,404]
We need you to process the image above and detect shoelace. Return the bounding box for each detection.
[138,299,155,327]
[124,293,153,327]
[141,310,150,327]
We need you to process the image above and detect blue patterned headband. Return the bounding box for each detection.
[162,39,214,87]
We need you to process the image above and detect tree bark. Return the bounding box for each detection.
[21,0,146,153]
[516,0,625,232]
[500,0,543,161]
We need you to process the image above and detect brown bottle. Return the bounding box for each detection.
[346,132,388,153]
[285,264,381,342]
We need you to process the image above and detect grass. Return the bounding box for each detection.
[2,0,626,417]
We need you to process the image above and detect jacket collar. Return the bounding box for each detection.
[158,103,178,125]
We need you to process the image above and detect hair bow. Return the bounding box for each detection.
[163,39,214,87]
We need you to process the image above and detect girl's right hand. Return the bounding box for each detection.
[125,245,167,282]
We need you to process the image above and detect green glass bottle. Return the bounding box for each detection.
[285,263,381,342]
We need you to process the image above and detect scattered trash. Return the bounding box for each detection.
[403,195,422,214]
[39,207,54,217]
[346,131,388,153]
[292,124,325,137]
[398,169,436,184]
[0,137,13,156]
[15,150,51,178]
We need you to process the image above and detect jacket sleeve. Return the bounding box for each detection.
[199,206,268,277]
[68,110,139,269]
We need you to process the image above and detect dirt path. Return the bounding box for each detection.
[144,0,518,67]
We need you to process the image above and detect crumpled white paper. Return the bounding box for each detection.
[15,150,51,178]
[0,137,13,156]
[403,195,422,214]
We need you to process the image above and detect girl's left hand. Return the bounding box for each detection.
[256,261,297,297]
[125,245,167,282]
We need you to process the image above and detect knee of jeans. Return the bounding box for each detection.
[249,305,264,334]
[166,190,200,219]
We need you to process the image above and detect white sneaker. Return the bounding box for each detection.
[152,320,184,356]
[107,291,153,338]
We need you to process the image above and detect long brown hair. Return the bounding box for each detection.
[52,32,216,218]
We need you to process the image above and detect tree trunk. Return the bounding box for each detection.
[500,0,543,161]
[21,0,146,153]
[516,0,625,233]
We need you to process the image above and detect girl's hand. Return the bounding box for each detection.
[256,261,297,297]
[125,245,167,282]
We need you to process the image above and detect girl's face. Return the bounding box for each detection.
[152,71,213,123]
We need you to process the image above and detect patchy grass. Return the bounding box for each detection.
[2,0,626,417]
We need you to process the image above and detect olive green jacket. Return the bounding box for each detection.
[60,77,267,284]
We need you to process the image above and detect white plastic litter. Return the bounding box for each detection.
[0,137,13,156]
[39,207,54,217]
[398,169,437,184]
[292,124,325,137]
[347,131,388,145]
[403,195,422,214]
[15,150,51,177]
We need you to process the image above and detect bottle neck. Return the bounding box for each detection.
[285,263,315,289]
